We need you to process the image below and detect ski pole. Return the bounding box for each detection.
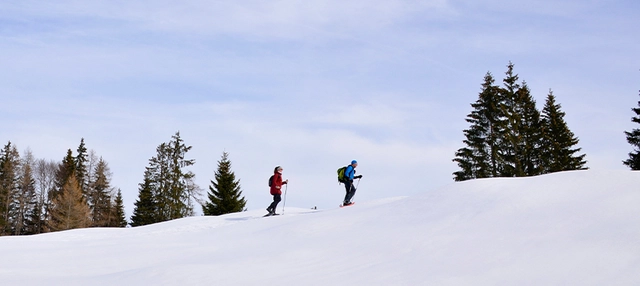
[282,183,288,215]
[355,178,361,189]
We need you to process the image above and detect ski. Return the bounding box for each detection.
[263,213,280,217]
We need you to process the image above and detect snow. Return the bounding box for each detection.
[1,170,639,285]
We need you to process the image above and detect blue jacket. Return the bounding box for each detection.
[345,165,356,181]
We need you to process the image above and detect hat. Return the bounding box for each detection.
[351,160,358,164]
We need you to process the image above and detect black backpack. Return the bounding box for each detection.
[268,175,274,187]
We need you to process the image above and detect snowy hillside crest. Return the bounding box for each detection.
[0,170,638,285]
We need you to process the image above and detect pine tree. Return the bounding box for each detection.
[131,132,199,226]
[154,132,199,220]
[453,72,504,181]
[26,199,44,235]
[495,63,548,177]
[111,189,127,227]
[516,82,544,176]
[53,149,76,202]
[130,170,158,227]
[0,142,20,235]
[203,152,246,215]
[540,90,587,172]
[453,62,585,180]
[49,174,91,231]
[498,62,525,177]
[623,91,640,170]
[75,138,89,194]
[88,158,113,227]
[12,151,38,235]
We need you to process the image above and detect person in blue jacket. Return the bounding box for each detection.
[343,160,362,206]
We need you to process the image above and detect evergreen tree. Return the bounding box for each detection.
[12,151,37,235]
[111,189,127,227]
[153,132,199,220]
[623,91,640,170]
[75,138,89,194]
[53,149,76,201]
[0,142,20,235]
[131,132,200,225]
[47,149,77,231]
[516,82,544,176]
[202,152,246,215]
[49,174,91,231]
[130,170,158,226]
[25,191,44,235]
[88,158,113,227]
[453,72,504,181]
[495,63,547,177]
[498,62,525,177]
[453,62,585,181]
[540,90,587,172]
[26,200,44,235]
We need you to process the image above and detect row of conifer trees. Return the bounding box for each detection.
[129,132,247,227]
[0,132,249,235]
[0,139,127,236]
[453,62,588,181]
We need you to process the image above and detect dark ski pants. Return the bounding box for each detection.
[343,181,356,204]
[268,194,281,212]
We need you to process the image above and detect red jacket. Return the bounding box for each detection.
[270,172,287,195]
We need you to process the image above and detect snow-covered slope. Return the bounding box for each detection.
[1,170,638,286]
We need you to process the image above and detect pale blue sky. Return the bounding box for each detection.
[1,0,638,216]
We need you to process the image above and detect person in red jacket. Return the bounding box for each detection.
[267,166,288,215]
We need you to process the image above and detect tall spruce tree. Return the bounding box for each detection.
[498,62,525,177]
[155,132,198,220]
[453,72,504,181]
[496,63,547,177]
[88,158,113,227]
[75,138,89,194]
[130,170,158,226]
[203,152,246,215]
[130,132,199,226]
[623,91,640,170]
[12,151,37,235]
[53,149,76,202]
[516,82,544,176]
[112,189,127,227]
[540,91,587,172]
[0,142,20,235]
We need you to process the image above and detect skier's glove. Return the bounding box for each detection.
[355,175,363,179]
